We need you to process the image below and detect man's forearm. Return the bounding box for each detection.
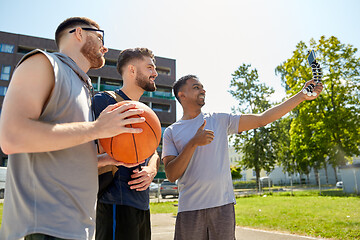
[147,152,160,178]
[260,92,305,126]
[0,118,98,155]
[164,139,198,182]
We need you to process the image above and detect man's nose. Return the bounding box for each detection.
[101,46,108,54]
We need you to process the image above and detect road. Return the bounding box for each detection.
[151,213,327,240]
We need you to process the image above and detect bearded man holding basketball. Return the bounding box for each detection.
[92,48,160,240]
[0,17,145,240]
[162,75,323,240]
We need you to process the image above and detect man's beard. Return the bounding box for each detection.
[80,36,105,69]
[136,70,156,92]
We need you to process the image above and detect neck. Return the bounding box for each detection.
[60,48,90,73]
[181,106,202,120]
[121,81,145,101]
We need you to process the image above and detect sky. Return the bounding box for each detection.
[1,0,360,120]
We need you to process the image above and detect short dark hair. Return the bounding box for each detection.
[117,48,155,76]
[173,74,198,103]
[55,17,100,48]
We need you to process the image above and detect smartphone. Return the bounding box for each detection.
[307,50,316,65]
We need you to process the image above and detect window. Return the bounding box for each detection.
[0,44,14,53]
[17,46,34,54]
[0,86,8,96]
[91,77,122,91]
[0,66,11,81]
[152,103,170,112]
[153,86,173,99]
[144,86,174,100]
[105,59,117,67]
[156,66,171,76]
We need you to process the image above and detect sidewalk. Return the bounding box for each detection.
[151,213,326,240]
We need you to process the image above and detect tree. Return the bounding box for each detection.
[229,64,277,190]
[275,36,360,182]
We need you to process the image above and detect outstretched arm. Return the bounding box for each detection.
[0,53,145,155]
[163,120,214,182]
[238,80,323,133]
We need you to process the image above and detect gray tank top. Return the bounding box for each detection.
[0,50,98,240]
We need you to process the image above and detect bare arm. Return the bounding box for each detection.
[0,53,145,154]
[97,154,143,168]
[128,151,160,191]
[162,120,214,182]
[238,80,323,133]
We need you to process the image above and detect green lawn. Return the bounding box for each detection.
[233,191,360,240]
[148,190,360,240]
[1,190,359,239]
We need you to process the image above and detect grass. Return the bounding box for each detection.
[0,203,2,227]
[1,190,359,239]
[234,190,360,240]
[150,201,178,215]
[148,190,360,240]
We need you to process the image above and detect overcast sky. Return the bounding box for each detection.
[1,0,359,120]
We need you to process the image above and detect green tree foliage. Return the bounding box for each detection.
[275,36,360,178]
[230,165,242,180]
[229,64,277,189]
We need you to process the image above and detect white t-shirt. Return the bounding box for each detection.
[162,112,241,212]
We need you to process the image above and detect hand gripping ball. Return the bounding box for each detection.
[99,101,161,164]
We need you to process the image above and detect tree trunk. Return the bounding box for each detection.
[333,165,338,183]
[324,163,329,184]
[256,168,260,193]
[314,168,319,186]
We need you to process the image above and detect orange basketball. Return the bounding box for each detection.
[99,101,161,164]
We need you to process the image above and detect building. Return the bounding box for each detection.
[338,156,360,194]
[229,146,340,185]
[0,31,177,166]
[228,146,267,181]
[339,163,360,194]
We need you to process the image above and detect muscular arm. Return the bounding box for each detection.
[238,80,323,133]
[0,53,145,154]
[163,120,214,182]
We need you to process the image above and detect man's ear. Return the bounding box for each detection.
[128,64,136,75]
[178,91,185,101]
[74,27,84,43]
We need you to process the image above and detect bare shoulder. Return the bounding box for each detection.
[4,52,55,118]
[15,52,54,78]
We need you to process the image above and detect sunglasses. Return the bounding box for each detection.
[69,27,105,45]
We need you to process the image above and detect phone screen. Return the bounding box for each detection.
[307,50,316,65]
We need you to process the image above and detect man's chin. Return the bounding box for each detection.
[90,59,105,70]
[144,84,156,92]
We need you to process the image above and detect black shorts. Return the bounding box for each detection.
[96,202,151,240]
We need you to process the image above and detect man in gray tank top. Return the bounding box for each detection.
[0,17,146,240]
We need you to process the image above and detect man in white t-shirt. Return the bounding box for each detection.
[161,74,323,240]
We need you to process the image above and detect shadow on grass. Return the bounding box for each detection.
[319,190,360,197]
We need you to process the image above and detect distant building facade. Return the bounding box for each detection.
[229,146,341,185]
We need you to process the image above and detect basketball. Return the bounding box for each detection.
[99,101,161,164]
